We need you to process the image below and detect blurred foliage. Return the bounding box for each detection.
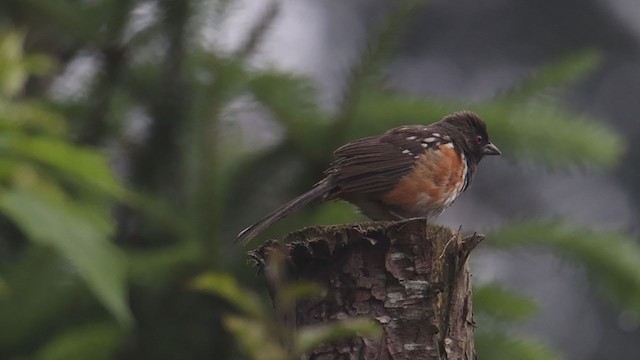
[34,323,123,360]
[0,28,131,351]
[474,282,538,323]
[0,0,637,359]
[476,330,562,360]
[192,272,381,360]
[0,31,53,97]
[492,221,640,310]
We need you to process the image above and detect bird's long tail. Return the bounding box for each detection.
[235,181,332,246]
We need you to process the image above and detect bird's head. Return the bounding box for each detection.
[440,111,501,163]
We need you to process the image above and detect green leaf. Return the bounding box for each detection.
[491,221,640,310]
[35,323,123,360]
[0,187,131,325]
[0,31,27,97]
[476,330,561,360]
[190,272,265,320]
[0,133,125,198]
[223,315,287,360]
[0,248,82,349]
[474,283,538,322]
[0,157,19,183]
[0,99,67,134]
[294,317,382,356]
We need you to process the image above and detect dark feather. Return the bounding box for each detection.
[327,123,447,197]
[235,181,331,246]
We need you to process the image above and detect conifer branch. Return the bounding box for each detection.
[330,0,428,145]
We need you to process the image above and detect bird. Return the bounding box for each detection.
[236,111,501,246]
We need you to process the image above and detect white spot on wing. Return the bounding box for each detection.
[406,136,417,140]
[421,143,428,148]
[432,133,441,137]
[423,137,437,143]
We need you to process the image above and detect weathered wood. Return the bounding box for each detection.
[250,218,483,360]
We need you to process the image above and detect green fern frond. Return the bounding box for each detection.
[479,102,623,167]
[501,50,601,101]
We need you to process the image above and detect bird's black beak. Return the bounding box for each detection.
[483,142,502,156]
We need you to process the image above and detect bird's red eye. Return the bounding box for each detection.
[475,135,483,144]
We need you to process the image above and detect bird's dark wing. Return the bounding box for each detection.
[326,124,447,196]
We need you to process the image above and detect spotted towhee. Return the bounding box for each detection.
[236,111,501,246]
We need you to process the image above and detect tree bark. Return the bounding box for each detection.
[250,218,483,360]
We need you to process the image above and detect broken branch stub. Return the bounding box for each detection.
[249,218,484,360]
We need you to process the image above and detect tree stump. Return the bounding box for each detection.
[250,218,483,360]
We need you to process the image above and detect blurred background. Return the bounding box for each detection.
[1,0,640,359]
